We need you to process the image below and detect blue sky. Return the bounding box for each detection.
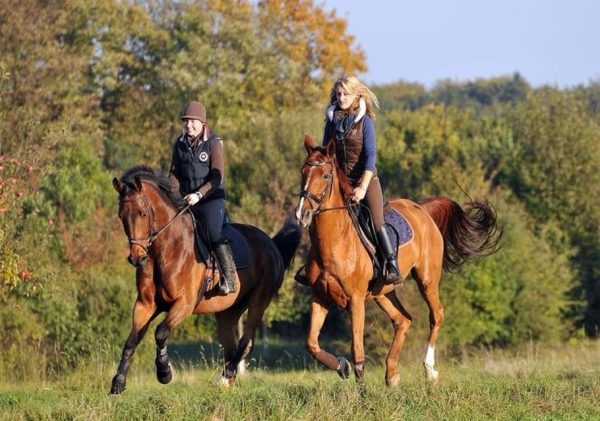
[321,0,600,88]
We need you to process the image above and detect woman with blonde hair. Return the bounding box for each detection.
[321,75,400,283]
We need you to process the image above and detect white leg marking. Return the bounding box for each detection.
[424,345,439,382]
[424,345,435,367]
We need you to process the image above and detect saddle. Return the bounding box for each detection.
[190,212,251,295]
[348,201,414,282]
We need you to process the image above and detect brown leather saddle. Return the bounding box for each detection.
[348,201,412,281]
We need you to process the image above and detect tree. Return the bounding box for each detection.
[503,88,600,336]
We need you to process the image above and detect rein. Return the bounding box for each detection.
[121,193,191,252]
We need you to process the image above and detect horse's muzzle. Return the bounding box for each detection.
[295,207,312,229]
[127,254,148,267]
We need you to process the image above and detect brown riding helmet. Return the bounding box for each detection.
[180,101,206,122]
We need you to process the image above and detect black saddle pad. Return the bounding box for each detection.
[193,223,251,269]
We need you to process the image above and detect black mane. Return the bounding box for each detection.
[120,165,185,207]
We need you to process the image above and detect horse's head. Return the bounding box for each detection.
[113,176,153,268]
[295,135,339,228]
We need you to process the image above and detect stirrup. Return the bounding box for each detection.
[218,278,236,295]
[384,259,402,285]
[294,266,309,286]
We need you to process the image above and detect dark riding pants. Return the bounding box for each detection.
[191,198,226,245]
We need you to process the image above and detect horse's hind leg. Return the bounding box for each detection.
[110,300,157,394]
[216,307,247,386]
[218,286,277,385]
[154,299,195,384]
[412,265,444,382]
[373,291,412,388]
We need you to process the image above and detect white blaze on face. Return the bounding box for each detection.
[295,197,305,222]
[296,173,313,224]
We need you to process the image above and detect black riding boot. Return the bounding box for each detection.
[215,241,236,295]
[377,227,401,284]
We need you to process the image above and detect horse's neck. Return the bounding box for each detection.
[312,184,358,256]
[146,187,177,222]
[145,187,190,248]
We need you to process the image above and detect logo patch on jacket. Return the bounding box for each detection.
[199,152,209,162]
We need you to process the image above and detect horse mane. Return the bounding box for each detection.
[307,146,354,198]
[120,165,185,207]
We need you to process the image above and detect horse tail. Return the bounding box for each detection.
[419,196,502,272]
[271,215,302,270]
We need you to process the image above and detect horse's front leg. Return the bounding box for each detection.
[349,295,366,381]
[154,298,195,384]
[306,296,351,378]
[110,299,157,394]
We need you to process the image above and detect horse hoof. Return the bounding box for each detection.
[158,370,172,384]
[157,364,173,384]
[386,373,401,388]
[219,375,236,387]
[337,357,351,379]
[110,374,126,394]
[353,362,365,381]
[424,363,439,383]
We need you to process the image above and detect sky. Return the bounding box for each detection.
[321,0,600,88]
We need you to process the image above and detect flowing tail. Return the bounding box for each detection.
[420,196,502,271]
[271,215,302,270]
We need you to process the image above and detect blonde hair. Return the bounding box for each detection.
[328,75,380,119]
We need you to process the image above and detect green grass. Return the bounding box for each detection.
[0,341,598,420]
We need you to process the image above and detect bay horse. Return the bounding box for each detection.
[296,135,501,387]
[110,166,300,394]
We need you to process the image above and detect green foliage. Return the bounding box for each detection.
[505,89,600,231]
[443,192,574,347]
[41,139,113,224]
[0,230,20,297]
[432,73,530,109]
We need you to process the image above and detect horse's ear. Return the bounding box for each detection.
[132,176,143,192]
[113,177,124,193]
[304,134,314,153]
[325,138,335,158]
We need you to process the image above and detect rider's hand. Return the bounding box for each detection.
[184,192,202,206]
[351,185,366,202]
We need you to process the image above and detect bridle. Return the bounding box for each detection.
[119,192,190,254]
[299,158,357,215]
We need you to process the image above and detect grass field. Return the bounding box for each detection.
[0,340,598,420]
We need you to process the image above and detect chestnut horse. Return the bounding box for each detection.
[110,166,300,394]
[296,136,501,387]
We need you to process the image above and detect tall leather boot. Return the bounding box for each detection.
[377,227,401,284]
[214,241,237,295]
